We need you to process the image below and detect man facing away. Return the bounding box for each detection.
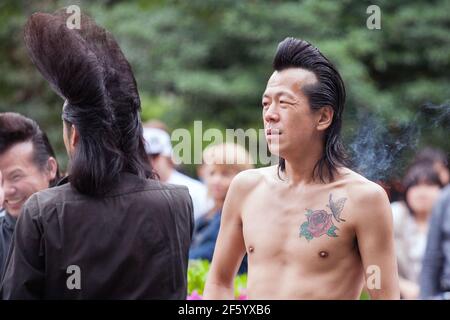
[204,38,400,300]
[1,10,193,299]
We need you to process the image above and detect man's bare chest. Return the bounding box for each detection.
[241,188,357,267]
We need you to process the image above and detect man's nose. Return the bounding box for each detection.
[264,103,280,123]
[4,182,17,198]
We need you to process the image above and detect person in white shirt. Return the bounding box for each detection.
[143,127,212,219]
[391,163,443,299]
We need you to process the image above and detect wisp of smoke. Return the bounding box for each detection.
[348,101,449,181]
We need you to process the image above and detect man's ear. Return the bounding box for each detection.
[70,124,79,150]
[46,157,58,182]
[316,106,334,131]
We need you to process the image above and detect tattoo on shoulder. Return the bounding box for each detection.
[299,193,347,242]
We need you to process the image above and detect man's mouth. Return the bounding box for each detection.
[6,198,24,207]
[266,128,282,136]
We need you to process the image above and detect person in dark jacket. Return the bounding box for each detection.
[0,9,193,299]
[420,185,450,299]
[0,113,60,278]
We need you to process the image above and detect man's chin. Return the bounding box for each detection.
[4,204,23,218]
[267,142,278,151]
[267,146,283,158]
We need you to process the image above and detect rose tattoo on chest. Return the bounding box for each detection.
[300,194,347,241]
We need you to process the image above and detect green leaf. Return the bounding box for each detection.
[305,233,313,241]
[327,224,338,237]
[300,222,313,241]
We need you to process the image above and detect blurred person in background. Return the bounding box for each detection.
[420,183,450,299]
[189,143,254,274]
[143,126,212,219]
[391,162,443,299]
[413,147,449,186]
[0,112,60,279]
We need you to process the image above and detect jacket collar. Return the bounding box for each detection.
[56,175,70,186]
[55,172,150,196]
[2,210,17,230]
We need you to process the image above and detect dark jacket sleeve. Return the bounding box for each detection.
[419,189,448,299]
[1,195,45,299]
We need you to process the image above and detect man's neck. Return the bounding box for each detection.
[281,145,326,186]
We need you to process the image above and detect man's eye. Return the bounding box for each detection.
[279,101,292,108]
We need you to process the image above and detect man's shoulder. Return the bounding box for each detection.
[120,175,193,205]
[230,166,274,191]
[156,179,192,198]
[338,168,386,198]
[337,168,391,219]
[24,177,193,218]
[23,183,74,217]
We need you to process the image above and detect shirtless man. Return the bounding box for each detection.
[203,38,400,300]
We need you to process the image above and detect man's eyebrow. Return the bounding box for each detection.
[279,91,297,100]
[262,91,296,99]
[7,169,23,177]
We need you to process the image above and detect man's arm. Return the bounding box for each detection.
[203,171,253,300]
[353,184,400,300]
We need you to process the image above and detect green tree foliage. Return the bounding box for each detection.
[0,0,448,177]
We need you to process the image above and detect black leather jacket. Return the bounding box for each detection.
[0,173,193,299]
